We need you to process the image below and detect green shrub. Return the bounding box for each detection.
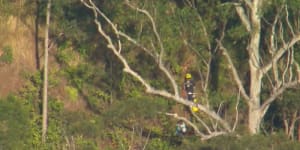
[66,86,79,101]
[0,95,32,149]
[174,133,300,150]
[63,111,104,138]
[0,45,13,64]
[107,127,130,150]
[103,97,169,127]
[75,136,98,150]
[56,41,73,65]
[147,138,171,150]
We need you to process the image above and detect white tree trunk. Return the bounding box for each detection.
[248,101,262,134]
[248,60,262,134]
[42,0,51,143]
[233,0,300,135]
[247,0,263,134]
[283,111,299,140]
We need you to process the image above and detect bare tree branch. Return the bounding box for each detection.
[191,110,212,134]
[213,102,225,130]
[295,62,300,83]
[285,5,295,36]
[243,0,252,9]
[268,11,280,55]
[184,0,193,7]
[289,49,294,82]
[282,49,291,83]
[165,112,204,136]
[119,32,157,58]
[232,90,240,131]
[125,0,180,97]
[142,130,151,150]
[234,3,251,32]
[262,34,300,73]
[200,131,228,141]
[260,81,299,114]
[268,10,281,88]
[165,113,228,140]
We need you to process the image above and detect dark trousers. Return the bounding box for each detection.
[187,93,194,101]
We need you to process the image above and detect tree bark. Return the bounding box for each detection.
[248,67,263,134]
[42,0,51,143]
[247,0,263,134]
[283,111,299,140]
[248,102,262,134]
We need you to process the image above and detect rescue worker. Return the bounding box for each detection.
[183,73,195,101]
[175,120,187,136]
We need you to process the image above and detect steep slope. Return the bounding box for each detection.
[0,16,37,96]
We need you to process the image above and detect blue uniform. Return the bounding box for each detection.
[184,79,195,101]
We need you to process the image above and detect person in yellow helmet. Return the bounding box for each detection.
[183,73,195,101]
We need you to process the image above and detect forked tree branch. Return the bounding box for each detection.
[232,90,240,131]
[260,80,298,114]
[285,5,295,36]
[165,112,204,137]
[165,113,227,140]
[259,3,300,116]
[234,3,251,32]
[119,32,156,58]
[191,112,213,134]
[262,34,300,73]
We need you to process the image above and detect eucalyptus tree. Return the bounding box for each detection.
[226,0,300,134]
[80,0,300,138]
[42,0,51,143]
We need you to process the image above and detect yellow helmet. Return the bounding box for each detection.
[191,106,199,112]
[185,73,192,79]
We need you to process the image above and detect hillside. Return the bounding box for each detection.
[0,15,36,96]
[1,1,300,150]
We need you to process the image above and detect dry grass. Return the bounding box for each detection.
[0,15,37,96]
